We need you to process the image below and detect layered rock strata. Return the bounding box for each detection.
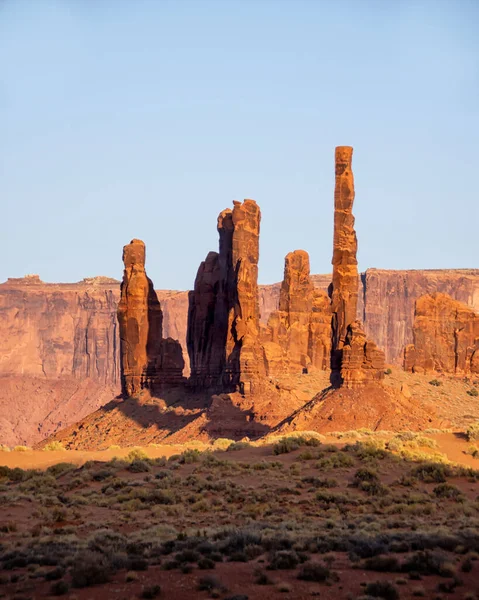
[330,146,385,387]
[404,293,479,375]
[118,239,184,396]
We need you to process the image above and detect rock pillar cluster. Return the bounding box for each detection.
[118,239,184,397]
[404,293,479,375]
[330,147,385,387]
[188,200,267,394]
[262,250,331,374]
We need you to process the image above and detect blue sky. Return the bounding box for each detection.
[1,0,478,289]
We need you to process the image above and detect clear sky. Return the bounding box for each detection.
[1,0,478,289]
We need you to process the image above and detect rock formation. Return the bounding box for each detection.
[404,293,479,375]
[262,250,331,374]
[330,146,385,387]
[362,269,479,364]
[118,239,184,396]
[188,200,266,394]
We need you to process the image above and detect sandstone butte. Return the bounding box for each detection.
[118,239,184,397]
[404,292,479,375]
[330,146,385,388]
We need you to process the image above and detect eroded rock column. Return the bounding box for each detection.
[118,239,184,397]
[330,147,385,387]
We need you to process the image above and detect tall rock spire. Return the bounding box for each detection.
[188,200,266,394]
[118,239,184,397]
[330,147,385,387]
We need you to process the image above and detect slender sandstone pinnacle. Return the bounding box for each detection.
[330,147,385,387]
[331,147,358,370]
[118,239,183,396]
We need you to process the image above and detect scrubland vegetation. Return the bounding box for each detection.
[0,434,479,598]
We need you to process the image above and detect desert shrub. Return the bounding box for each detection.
[254,568,273,585]
[46,463,76,478]
[466,422,479,442]
[461,557,473,572]
[267,550,300,570]
[402,550,455,576]
[13,445,31,452]
[353,467,380,484]
[467,389,479,397]
[0,444,10,452]
[410,462,451,483]
[436,578,462,593]
[316,451,355,469]
[141,584,161,599]
[433,483,464,500]
[87,530,127,555]
[91,468,115,481]
[464,445,479,458]
[127,459,151,473]
[43,441,65,451]
[71,551,113,587]
[363,555,400,572]
[273,435,321,455]
[429,379,442,387]
[302,476,338,488]
[297,561,337,582]
[227,441,251,451]
[385,368,393,375]
[212,438,235,450]
[197,574,225,592]
[50,580,70,596]
[198,557,215,569]
[127,448,149,461]
[346,440,388,460]
[179,449,201,464]
[273,437,301,455]
[364,580,399,600]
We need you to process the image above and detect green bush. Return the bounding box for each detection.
[467,388,479,397]
[429,379,442,387]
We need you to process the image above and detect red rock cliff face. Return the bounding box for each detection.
[118,239,184,397]
[0,276,120,382]
[404,293,479,375]
[362,269,479,364]
[330,147,385,387]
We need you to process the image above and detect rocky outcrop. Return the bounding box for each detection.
[118,239,184,397]
[262,250,331,374]
[404,293,479,375]
[362,269,479,364]
[330,146,385,387]
[188,200,266,394]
